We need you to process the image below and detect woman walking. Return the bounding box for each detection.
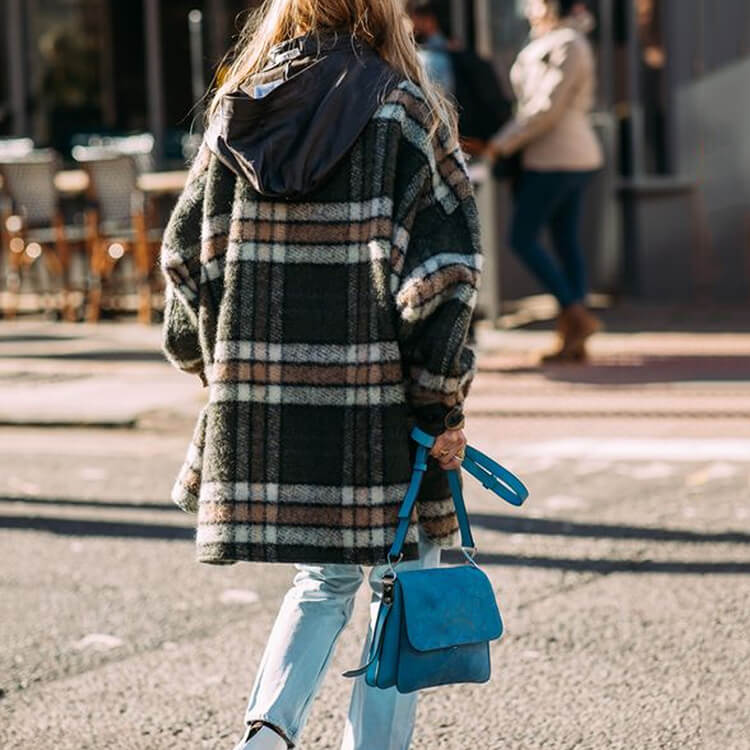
[160,1,481,747]
[488,0,603,361]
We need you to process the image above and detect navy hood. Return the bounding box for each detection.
[205,32,402,199]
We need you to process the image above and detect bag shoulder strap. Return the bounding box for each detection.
[388,427,528,560]
[388,427,472,560]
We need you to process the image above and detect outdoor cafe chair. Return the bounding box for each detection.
[82,133,155,174]
[0,138,35,239]
[72,145,163,323]
[0,149,86,320]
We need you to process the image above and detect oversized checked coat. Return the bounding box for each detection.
[160,71,482,566]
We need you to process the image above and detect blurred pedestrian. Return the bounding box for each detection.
[487,0,604,362]
[407,0,512,158]
[407,0,455,94]
[407,0,510,346]
[160,1,480,748]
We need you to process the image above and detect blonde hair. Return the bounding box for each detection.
[208,0,456,140]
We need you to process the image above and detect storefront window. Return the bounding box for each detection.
[3,0,266,159]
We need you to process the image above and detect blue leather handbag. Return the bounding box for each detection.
[343,425,528,694]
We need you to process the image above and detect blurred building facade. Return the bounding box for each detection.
[0,0,259,160]
[463,0,750,305]
[2,0,749,304]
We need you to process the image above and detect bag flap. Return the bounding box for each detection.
[398,565,503,652]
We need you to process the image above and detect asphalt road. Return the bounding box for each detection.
[2,416,749,750]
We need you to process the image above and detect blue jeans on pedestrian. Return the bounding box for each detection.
[509,169,597,308]
[244,528,441,749]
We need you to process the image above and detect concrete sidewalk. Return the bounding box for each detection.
[1,418,748,749]
[0,321,205,427]
[471,325,750,417]
[1,312,749,749]
[0,317,748,426]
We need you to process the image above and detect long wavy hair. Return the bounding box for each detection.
[207,0,456,140]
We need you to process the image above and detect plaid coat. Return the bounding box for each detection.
[161,80,482,566]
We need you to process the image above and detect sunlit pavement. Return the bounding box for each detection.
[1,319,748,749]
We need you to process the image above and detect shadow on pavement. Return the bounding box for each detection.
[483,355,750,385]
[0,515,194,540]
[3,513,749,574]
[470,512,750,544]
[5,350,165,362]
[0,496,175,512]
[444,551,750,575]
[508,303,750,335]
[3,498,747,545]
[0,333,80,343]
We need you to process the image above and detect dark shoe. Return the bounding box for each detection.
[233,722,288,750]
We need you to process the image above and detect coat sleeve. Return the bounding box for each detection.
[391,115,482,436]
[160,143,211,381]
[491,35,585,156]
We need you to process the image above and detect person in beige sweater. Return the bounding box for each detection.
[488,0,604,361]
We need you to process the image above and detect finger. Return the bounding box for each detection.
[445,439,464,456]
[433,436,456,454]
[442,433,463,449]
[434,444,452,458]
[439,457,462,471]
[439,449,465,466]
[432,430,466,457]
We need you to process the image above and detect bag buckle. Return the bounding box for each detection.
[382,571,396,604]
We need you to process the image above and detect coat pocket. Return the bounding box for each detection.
[171,405,208,513]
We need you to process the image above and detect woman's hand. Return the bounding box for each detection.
[485,139,507,159]
[430,429,467,471]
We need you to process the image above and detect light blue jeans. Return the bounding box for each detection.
[244,529,441,749]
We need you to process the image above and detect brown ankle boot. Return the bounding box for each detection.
[564,304,601,347]
[542,304,601,363]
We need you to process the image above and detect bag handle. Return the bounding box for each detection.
[462,445,529,507]
[388,426,528,561]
